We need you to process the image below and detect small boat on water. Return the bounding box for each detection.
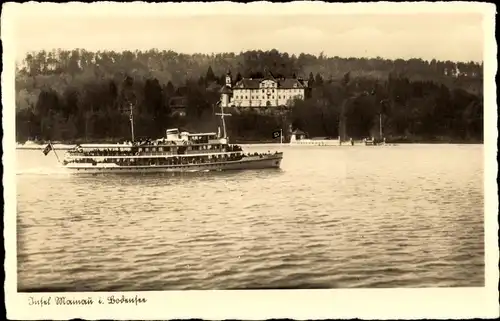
[363,137,386,146]
[43,103,283,174]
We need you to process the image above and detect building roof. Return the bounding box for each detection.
[219,85,233,94]
[169,96,188,108]
[292,129,307,135]
[206,81,221,92]
[233,77,308,89]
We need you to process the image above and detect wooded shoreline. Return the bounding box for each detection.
[16,49,483,145]
[16,136,483,149]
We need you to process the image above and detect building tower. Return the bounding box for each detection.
[225,71,232,88]
[220,71,233,107]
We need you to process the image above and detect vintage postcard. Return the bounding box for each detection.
[2,1,498,320]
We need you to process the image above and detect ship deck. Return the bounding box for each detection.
[62,153,283,174]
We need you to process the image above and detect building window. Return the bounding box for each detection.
[245,96,248,99]
[279,96,281,99]
[262,89,264,93]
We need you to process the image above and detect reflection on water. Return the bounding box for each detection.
[16,144,484,291]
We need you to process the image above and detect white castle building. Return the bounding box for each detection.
[220,71,309,108]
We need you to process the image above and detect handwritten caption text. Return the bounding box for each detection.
[28,295,147,307]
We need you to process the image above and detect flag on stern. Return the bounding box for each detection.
[272,130,282,139]
[42,143,53,156]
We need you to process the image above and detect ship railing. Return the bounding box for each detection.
[65,151,280,165]
[66,148,242,157]
[64,150,245,159]
[66,153,247,165]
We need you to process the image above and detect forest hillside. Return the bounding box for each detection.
[15,49,483,143]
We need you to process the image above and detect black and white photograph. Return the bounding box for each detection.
[2,1,498,320]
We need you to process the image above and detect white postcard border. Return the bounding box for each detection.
[2,2,498,320]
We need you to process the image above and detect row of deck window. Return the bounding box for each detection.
[67,153,245,166]
[139,144,222,153]
[68,144,237,156]
[234,94,303,100]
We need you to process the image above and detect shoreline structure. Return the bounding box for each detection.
[16,139,483,150]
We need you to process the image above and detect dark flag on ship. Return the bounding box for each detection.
[42,143,53,156]
[272,130,282,139]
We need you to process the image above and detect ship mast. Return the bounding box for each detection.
[126,102,135,142]
[379,98,389,141]
[379,113,383,139]
[215,101,232,139]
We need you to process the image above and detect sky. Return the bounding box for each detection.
[4,2,488,63]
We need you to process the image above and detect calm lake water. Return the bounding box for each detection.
[15,144,484,291]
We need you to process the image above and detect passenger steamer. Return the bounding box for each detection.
[46,104,283,174]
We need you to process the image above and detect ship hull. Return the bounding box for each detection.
[61,154,283,174]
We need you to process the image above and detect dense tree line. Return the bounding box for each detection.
[15,49,483,143]
[291,72,483,142]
